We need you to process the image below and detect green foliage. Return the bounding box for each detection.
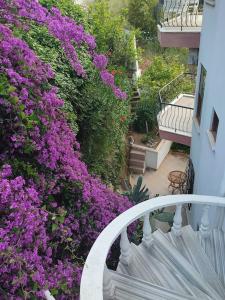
[88,0,136,67]
[124,176,149,204]
[78,69,132,186]
[13,0,135,186]
[133,99,159,133]
[133,55,187,133]
[127,0,158,39]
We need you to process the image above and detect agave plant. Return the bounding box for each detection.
[124,176,150,205]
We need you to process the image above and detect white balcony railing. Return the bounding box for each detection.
[80,195,225,300]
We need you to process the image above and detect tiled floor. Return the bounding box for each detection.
[130,151,188,196]
[130,151,189,232]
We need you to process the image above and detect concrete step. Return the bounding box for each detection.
[131,145,146,153]
[110,270,199,300]
[129,166,145,174]
[165,226,225,298]
[131,101,140,107]
[197,229,225,288]
[132,96,141,101]
[130,150,145,160]
[152,229,223,300]
[129,159,145,168]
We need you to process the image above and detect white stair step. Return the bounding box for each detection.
[110,270,198,300]
[152,230,223,300]
[198,229,225,288]
[117,244,209,299]
[164,226,225,298]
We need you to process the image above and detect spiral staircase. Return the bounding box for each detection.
[80,195,225,300]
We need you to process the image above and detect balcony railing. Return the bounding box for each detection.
[158,0,203,30]
[80,195,225,300]
[158,72,195,134]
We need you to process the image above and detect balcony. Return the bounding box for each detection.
[80,195,225,300]
[157,73,195,146]
[157,0,203,48]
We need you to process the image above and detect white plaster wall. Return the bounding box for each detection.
[190,1,225,229]
[145,140,172,170]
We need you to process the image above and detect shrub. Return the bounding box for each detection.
[133,99,159,133]
[0,2,132,298]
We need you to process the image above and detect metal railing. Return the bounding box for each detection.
[158,72,195,134]
[158,0,203,30]
[80,195,225,300]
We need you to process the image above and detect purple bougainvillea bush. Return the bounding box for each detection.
[0,1,131,299]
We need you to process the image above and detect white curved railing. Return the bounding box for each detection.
[80,194,225,300]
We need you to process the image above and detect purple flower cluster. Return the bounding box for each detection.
[0,6,131,298]
[0,0,127,99]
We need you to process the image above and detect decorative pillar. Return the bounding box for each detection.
[172,204,183,236]
[142,213,154,248]
[119,229,131,266]
[200,205,210,238]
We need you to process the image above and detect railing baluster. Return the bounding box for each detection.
[103,266,114,299]
[200,205,210,238]
[119,229,131,265]
[172,204,183,236]
[142,213,154,248]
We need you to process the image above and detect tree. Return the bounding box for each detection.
[127,0,158,38]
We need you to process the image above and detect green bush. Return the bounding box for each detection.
[133,99,159,133]
[88,0,136,67]
[78,69,132,186]
[14,0,135,186]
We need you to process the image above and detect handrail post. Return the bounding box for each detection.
[119,228,131,265]
[142,213,154,248]
[172,204,183,236]
[200,205,210,238]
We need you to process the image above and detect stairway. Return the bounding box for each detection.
[131,88,141,113]
[109,225,225,300]
[129,145,146,174]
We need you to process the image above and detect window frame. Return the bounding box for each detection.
[196,65,207,124]
[209,109,219,142]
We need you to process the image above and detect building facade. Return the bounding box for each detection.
[190,0,225,229]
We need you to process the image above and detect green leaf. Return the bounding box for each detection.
[52,223,58,232]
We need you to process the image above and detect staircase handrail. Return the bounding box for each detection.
[80,194,225,300]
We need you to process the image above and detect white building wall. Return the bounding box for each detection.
[191,1,225,229]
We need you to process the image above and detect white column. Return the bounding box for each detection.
[119,229,131,266]
[200,205,210,238]
[142,213,154,248]
[103,266,114,299]
[172,204,183,236]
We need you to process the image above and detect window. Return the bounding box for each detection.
[210,110,219,142]
[196,65,207,124]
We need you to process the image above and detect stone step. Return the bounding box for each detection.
[129,159,145,168]
[130,100,140,107]
[130,150,145,160]
[129,166,145,174]
[131,145,146,154]
[132,95,141,101]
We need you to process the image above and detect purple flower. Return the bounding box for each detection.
[93,54,108,70]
